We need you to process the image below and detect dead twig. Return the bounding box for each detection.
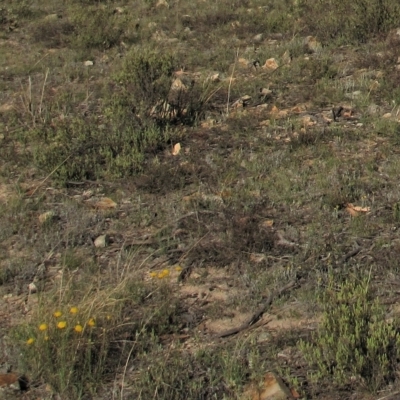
[215,279,298,338]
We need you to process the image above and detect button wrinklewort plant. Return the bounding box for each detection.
[299,274,400,393]
[15,302,112,396]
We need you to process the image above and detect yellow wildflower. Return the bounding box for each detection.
[57,321,67,329]
[39,323,48,331]
[174,265,182,271]
[26,338,35,345]
[157,269,170,279]
[69,307,79,314]
[74,324,83,333]
[87,318,95,327]
[53,311,62,318]
[149,272,157,278]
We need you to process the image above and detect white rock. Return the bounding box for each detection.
[84,60,94,66]
[94,235,108,248]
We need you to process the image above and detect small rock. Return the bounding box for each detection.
[44,14,61,21]
[84,60,94,66]
[263,58,279,71]
[156,0,169,8]
[148,22,157,29]
[210,73,220,82]
[367,104,381,115]
[260,88,272,99]
[383,112,392,118]
[345,90,362,99]
[238,57,251,67]
[304,36,322,53]
[253,33,264,43]
[171,78,188,92]
[242,372,294,400]
[0,373,19,389]
[28,282,38,294]
[386,28,400,45]
[38,211,56,224]
[114,7,124,14]
[94,235,109,248]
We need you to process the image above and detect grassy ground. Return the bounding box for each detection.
[3,0,400,398]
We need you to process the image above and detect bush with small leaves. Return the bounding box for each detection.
[299,275,400,393]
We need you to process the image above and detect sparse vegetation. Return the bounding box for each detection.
[3,0,400,399]
[299,274,400,393]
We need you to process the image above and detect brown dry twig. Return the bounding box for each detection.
[215,279,299,338]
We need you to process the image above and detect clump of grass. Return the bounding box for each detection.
[299,273,400,393]
[14,298,117,396]
[299,0,400,44]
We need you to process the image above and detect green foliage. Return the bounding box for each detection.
[299,0,400,43]
[299,275,400,392]
[32,115,171,184]
[69,5,124,49]
[114,48,176,111]
[132,339,264,399]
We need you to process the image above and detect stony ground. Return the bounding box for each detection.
[3,0,400,399]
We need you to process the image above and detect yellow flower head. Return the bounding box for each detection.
[174,265,182,271]
[87,318,95,327]
[157,269,170,279]
[74,324,83,333]
[39,323,48,331]
[149,272,157,278]
[69,307,79,315]
[57,321,67,329]
[26,338,35,345]
[53,311,62,318]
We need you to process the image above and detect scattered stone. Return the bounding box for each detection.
[83,60,94,66]
[383,112,392,118]
[367,104,381,115]
[239,57,251,67]
[92,197,117,210]
[44,14,61,21]
[345,90,362,99]
[171,78,188,92]
[304,36,322,53]
[172,143,181,156]
[259,88,272,100]
[156,0,169,8]
[0,373,19,388]
[28,282,38,294]
[253,33,264,43]
[0,103,14,113]
[242,372,294,400]
[94,235,109,248]
[263,58,279,71]
[232,95,252,109]
[386,28,400,45]
[38,211,56,224]
[210,73,220,82]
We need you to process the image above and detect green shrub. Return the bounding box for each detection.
[299,0,400,43]
[32,114,172,184]
[299,275,400,392]
[69,5,124,49]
